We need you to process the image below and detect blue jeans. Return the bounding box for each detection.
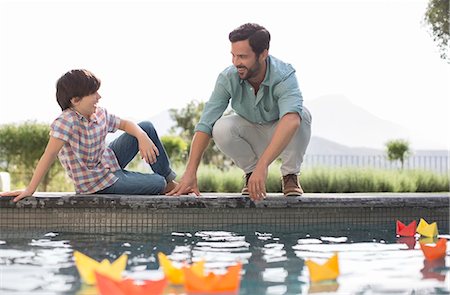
[95,121,176,195]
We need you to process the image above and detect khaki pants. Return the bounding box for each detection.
[212,107,312,176]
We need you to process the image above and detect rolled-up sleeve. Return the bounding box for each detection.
[274,72,303,119]
[194,74,231,136]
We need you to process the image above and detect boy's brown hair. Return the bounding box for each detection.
[56,69,101,110]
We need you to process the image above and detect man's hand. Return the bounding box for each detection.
[247,166,268,201]
[0,188,34,203]
[166,173,200,196]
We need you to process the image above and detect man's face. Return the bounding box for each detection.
[231,40,264,80]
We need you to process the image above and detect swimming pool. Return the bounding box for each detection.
[0,193,448,294]
[0,225,449,294]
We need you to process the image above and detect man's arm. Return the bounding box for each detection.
[119,119,159,164]
[167,131,211,196]
[0,137,64,202]
[248,112,301,201]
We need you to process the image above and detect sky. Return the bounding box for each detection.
[0,0,448,150]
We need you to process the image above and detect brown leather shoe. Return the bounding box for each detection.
[241,172,252,195]
[282,174,303,196]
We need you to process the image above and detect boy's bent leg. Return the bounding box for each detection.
[109,121,176,182]
[109,129,139,168]
[212,115,270,174]
[95,170,166,195]
[139,121,176,182]
[279,107,312,176]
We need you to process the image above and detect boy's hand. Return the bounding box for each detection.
[0,189,34,202]
[138,136,159,164]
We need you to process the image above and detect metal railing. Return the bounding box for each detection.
[303,154,449,174]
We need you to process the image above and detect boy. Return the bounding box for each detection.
[0,69,177,202]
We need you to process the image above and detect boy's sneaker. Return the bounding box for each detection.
[282,174,303,196]
[241,172,252,195]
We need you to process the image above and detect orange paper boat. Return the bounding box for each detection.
[305,253,340,283]
[95,272,167,295]
[416,218,439,237]
[74,251,128,285]
[183,263,242,294]
[157,252,204,284]
[420,238,447,260]
[396,220,416,237]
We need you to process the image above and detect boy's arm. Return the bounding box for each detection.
[0,137,65,202]
[118,119,159,164]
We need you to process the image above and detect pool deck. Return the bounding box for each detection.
[0,192,449,233]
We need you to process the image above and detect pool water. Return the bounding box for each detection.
[0,226,449,294]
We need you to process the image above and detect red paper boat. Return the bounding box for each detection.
[95,272,167,295]
[183,263,242,294]
[396,220,417,237]
[420,238,447,261]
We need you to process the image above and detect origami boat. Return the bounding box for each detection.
[396,220,417,237]
[416,218,439,237]
[305,253,340,283]
[420,238,447,260]
[95,272,167,295]
[74,251,128,285]
[183,263,242,294]
[157,252,204,284]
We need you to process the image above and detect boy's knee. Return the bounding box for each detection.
[138,121,156,136]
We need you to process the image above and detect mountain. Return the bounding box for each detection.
[306,136,383,155]
[143,98,447,156]
[306,95,410,150]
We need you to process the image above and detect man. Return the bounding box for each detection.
[168,23,311,201]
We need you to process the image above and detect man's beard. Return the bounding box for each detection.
[238,60,262,80]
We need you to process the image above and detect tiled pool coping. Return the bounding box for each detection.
[0,193,448,234]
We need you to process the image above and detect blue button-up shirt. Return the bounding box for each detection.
[195,55,303,136]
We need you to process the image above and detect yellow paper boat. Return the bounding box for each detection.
[157,252,204,284]
[305,253,340,283]
[417,218,439,237]
[74,251,128,285]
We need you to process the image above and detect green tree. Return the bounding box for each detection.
[169,100,230,167]
[385,139,410,169]
[424,0,449,61]
[0,122,65,191]
[161,135,188,163]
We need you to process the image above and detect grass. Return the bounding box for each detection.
[9,162,449,193]
[175,164,449,193]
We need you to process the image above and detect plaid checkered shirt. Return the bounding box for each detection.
[50,107,121,194]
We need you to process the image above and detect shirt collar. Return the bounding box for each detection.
[70,108,98,123]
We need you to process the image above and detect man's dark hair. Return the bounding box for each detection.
[229,23,271,56]
[56,69,101,111]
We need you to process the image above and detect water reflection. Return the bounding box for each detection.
[0,229,449,294]
[397,236,416,250]
[308,281,339,294]
[421,258,447,281]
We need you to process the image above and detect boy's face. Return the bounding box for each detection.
[71,91,101,119]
